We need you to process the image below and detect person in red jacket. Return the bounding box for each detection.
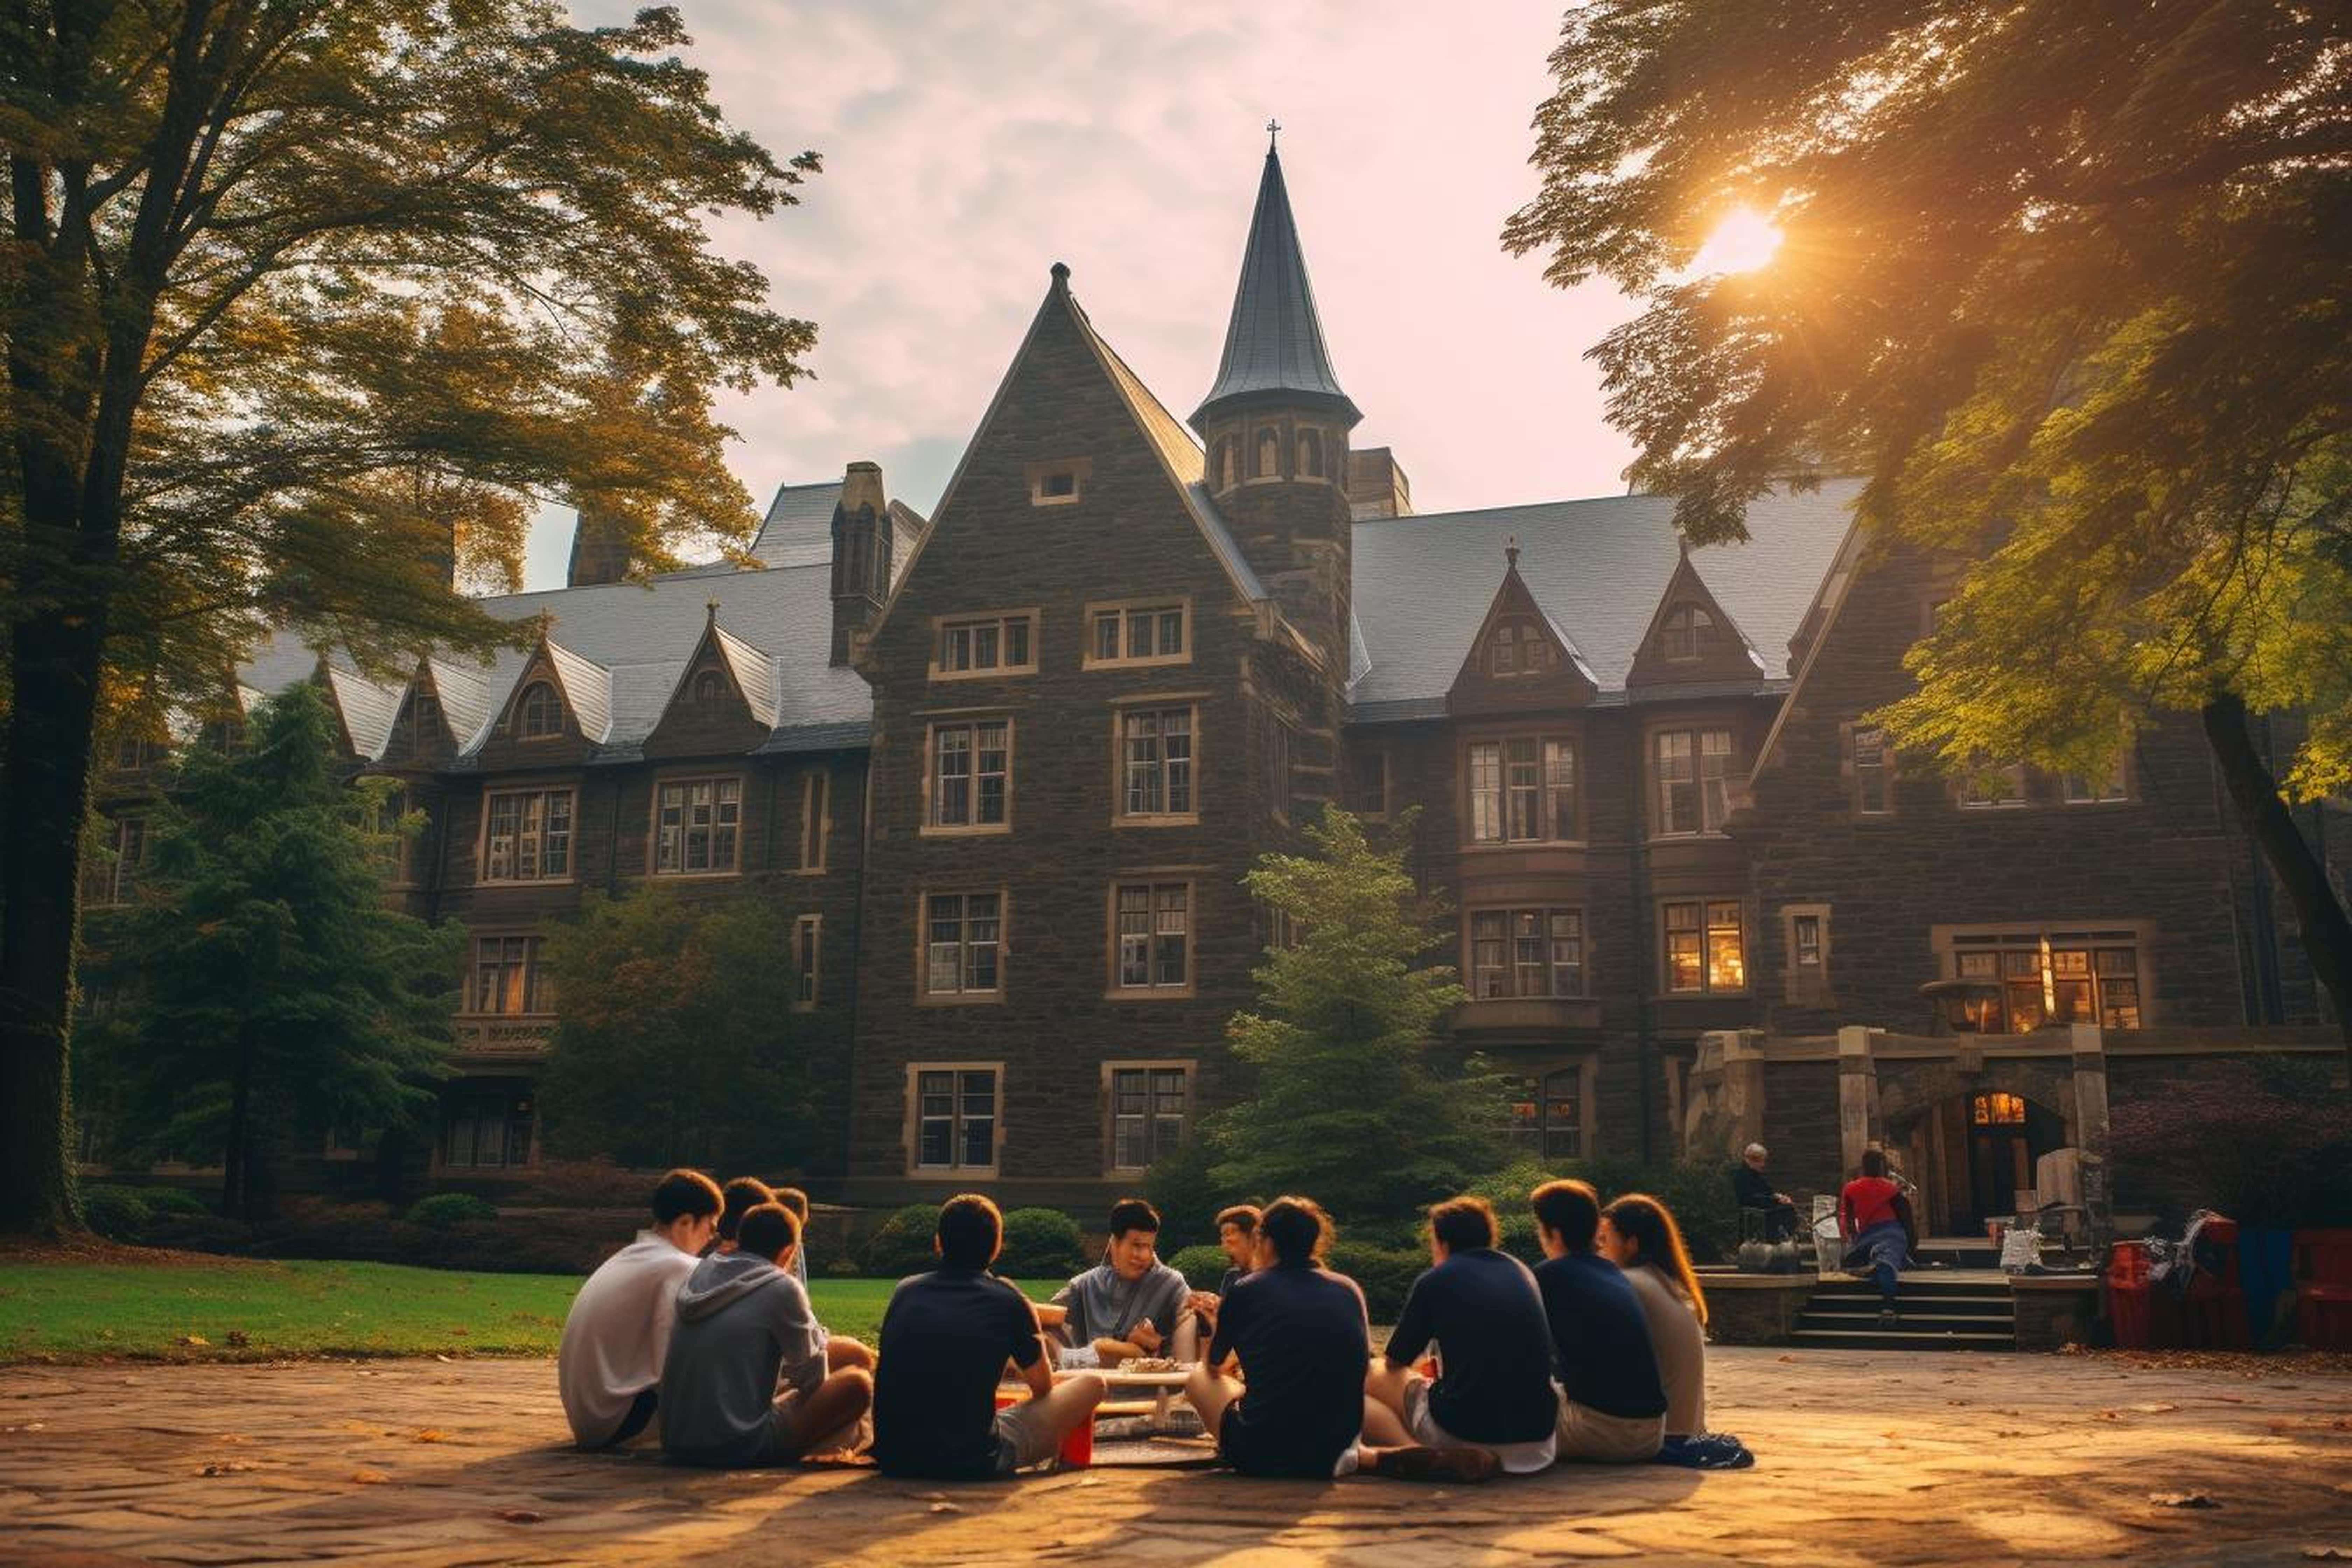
[1839,1149,1918,1326]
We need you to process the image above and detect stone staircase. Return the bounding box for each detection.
[1791,1273,2018,1351]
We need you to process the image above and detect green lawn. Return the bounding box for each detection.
[0,1260,1056,1363]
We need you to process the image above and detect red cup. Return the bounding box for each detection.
[1058,1412,1093,1469]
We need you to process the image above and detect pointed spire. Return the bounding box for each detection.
[1191,138,1360,433]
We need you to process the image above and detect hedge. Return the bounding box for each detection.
[996,1208,1085,1279]
[404,1192,497,1229]
[1167,1244,1231,1292]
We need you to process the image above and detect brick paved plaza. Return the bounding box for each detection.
[3,1349,2347,1566]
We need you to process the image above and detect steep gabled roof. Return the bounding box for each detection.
[1446,546,1600,710]
[1349,479,1860,720]
[1192,145,1359,429]
[748,479,842,568]
[320,660,404,758]
[539,638,611,745]
[1625,548,1769,690]
[425,657,496,749]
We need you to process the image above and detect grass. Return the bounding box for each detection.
[0,1259,1056,1363]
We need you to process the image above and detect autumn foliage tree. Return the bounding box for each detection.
[1,4,822,1231]
[1505,2,2352,1048]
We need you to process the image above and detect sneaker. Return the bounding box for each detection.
[1378,1445,1502,1484]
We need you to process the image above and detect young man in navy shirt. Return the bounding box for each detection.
[1531,1178,1668,1462]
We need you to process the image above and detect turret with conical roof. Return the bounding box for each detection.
[1193,131,1359,675]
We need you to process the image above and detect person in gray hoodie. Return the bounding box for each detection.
[659,1202,872,1467]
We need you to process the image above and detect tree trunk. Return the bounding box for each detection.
[2202,694,2352,1069]
[222,1030,254,1221]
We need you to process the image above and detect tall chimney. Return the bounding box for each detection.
[829,462,892,666]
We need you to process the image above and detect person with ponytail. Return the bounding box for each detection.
[1596,1193,1752,1468]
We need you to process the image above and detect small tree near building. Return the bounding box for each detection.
[1202,808,1512,1218]
[77,685,461,1218]
[537,888,813,1172]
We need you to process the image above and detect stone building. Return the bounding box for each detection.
[80,146,2347,1216]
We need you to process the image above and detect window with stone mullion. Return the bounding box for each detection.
[1116,883,1190,988]
[1112,1066,1186,1168]
[1121,708,1193,816]
[925,892,1002,994]
[1469,737,1578,844]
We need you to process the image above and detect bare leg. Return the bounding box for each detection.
[1360,1394,1411,1448]
[1170,1313,1200,1363]
[773,1368,873,1461]
[1363,1358,1415,1426]
[825,1336,875,1373]
[1182,1363,1242,1440]
[1032,1370,1108,1449]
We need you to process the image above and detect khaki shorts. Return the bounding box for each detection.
[1554,1395,1665,1463]
[752,1386,869,1466]
[1400,1372,1558,1474]
[991,1395,1063,1475]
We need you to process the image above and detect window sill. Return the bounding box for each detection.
[649,869,743,881]
[476,877,578,888]
[920,824,1013,838]
[1653,990,1751,1002]
[1104,987,1197,1002]
[1646,831,1732,844]
[1114,814,1200,828]
[929,667,1039,683]
[791,866,829,876]
[1084,656,1194,672]
[1460,838,1587,852]
[917,992,1005,1007]
[911,1165,1001,1178]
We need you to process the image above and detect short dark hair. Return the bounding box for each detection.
[652,1168,723,1225]
[736,1202,800,1262]
[937,1193,1003,1270]
[1214,1204,1262,1236]
[1861,1149,1888,1178]
[773,1185,811,1223]
[1107,1197,1160,1239]
[1531,1178,1601,1251]
[1258,1196,1327,1264]
[1428,1195,1498,1253]
[718,1176,776,1242]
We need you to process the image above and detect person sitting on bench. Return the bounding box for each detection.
[1038,1198,1194,1366]
[871,1193,1107,1479]
[659,1202,873,1467]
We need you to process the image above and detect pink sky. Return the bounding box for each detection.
[523,3,1639,590]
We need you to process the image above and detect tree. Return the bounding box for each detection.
[2,4,821,1231]
[1202,808,1511,1218]
[74,683,461,1218]
[1504,1,2352,1049]
[536,886,813,1173]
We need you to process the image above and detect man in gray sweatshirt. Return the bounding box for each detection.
[659,1202,873,1467]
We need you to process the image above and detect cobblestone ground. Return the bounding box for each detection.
[2,1349,2348,1566]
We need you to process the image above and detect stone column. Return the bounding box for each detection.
[1837,1025,1879,1176]
[2070,1022,2113,1239]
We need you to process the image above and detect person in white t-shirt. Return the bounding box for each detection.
[556,1168,723,1449]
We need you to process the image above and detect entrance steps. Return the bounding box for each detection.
[1789,1274,2017,1352]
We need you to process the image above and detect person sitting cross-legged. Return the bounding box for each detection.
[1036,1197,1194,1367]
[772,1184,877,1375]
[1184,1203,1263,1334]
[659,1202,873,1468]
[1530,1178,1667,1463]
[555,1167,723,1450]
[1364,1196,1559,1475]
[712,1176,775,1255]
[871,1194,1108,1480]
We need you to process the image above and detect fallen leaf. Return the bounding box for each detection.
[2301,1549,2351,1561]
[413,1429,449,1443]
[927,1502,960,1514]
[497,1509,545,1524]
[351,1469,390,1485]
[2150,1492,2220,1510]
[2130,1402,2179,1414]
[200,1461,255,1476]
[176,1335,208,1348]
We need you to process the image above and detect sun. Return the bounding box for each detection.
[1692,206,1784,275]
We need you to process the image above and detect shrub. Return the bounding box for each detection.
[140,1186,211,1218]
[1167,1243,1232,1292]
[1324,1241,1429,1322]
[82,1185,153,1241]
[858,1203,947,1277]
[404,1192,497,1229]
[996,1208,1086,1280]
[1142,1138,1231,1252]
[522,1157,657,1210]
[2108,1058,2352,1227]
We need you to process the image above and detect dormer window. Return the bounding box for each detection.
[413,691,441,742]
[692,669,724,706]
[1661,604,1715,661]
[515,680,562,740]
[1489,617,1552,677]
[1296,428,1325,479]
[1254,426,1281,478]
[1040,470,1077,499]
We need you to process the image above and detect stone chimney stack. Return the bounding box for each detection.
[829,461,893,666]
[566,507,632,587]
[1345,447,1413,520]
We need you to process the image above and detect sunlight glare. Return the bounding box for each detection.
[1693,206,1783,275]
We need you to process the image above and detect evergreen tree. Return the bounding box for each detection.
[82,684,461,1218]
[1505,0,2352,1049]
[1204,809,1510,1218]
[536,887,812,1173]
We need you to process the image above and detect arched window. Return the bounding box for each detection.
[1296,428,1325,479]
[1217,439,1238,490]
[1255,426,1282,478]
[1662,603,1715,661]
[516,680,562,739]
[693,669,724,706]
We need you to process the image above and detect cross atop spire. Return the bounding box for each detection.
[1190,136,1360,433]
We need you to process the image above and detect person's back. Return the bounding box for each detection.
[659,1249,826,1466]
[1211,1262,1370,1478]
[872,1266,1045,1477]
[555,1168,722,1450]
[1620,1264,1707,1437]
[1386,1247,1558,1451]
[1841,1172,1902,1236]
[1535,1252,1667,1422]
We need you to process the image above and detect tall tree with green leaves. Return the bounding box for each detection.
[536,886,816,1174]
[75,684,461,1217]
[1504,2,2352,1047]
[2,4,821,1231]
[1205,809,1510,1218]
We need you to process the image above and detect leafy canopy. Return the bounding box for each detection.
[1504,0,2352,794]
[536,886,813,1172]
[1204,808,1511,1218]
[74,684,462,1208]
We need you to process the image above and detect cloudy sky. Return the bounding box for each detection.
[525,2,1639,590]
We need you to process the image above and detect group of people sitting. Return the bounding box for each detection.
[554,1170,1750,1483]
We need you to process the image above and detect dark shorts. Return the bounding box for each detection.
[1218,1403,1353,1480]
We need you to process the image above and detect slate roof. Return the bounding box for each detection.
[748,480,840,568]
[323,664,404,758]
[541,640,612,746]
[1347,478,1862,720]
[1192,148,1359,428]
